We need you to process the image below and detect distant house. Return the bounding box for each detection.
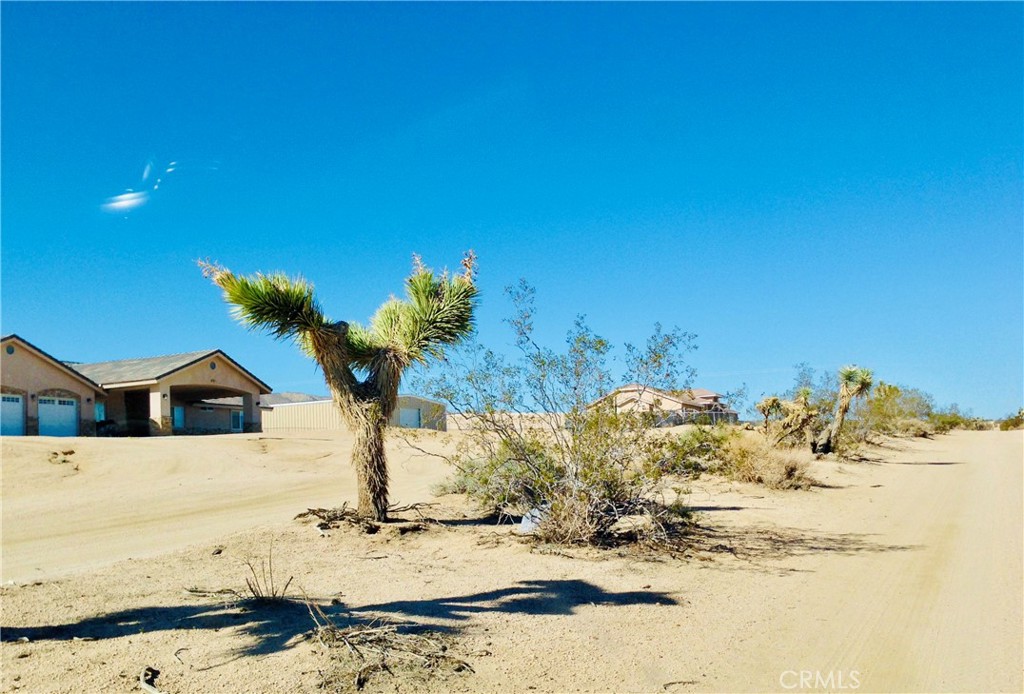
[592,384,738,425]
[0,335,272,437]
[261,394,447,432]
[72,350,271,435]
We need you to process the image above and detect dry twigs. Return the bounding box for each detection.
[295,502,432,535]
[305,599,472,691]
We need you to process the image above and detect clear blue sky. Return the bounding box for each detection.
[2,3,1021,418]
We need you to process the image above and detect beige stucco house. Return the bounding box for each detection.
[0,335,272,437]
[73,350,271,435]
[262,394,447,432]
[1,335,106,436]
[593,384,739,425]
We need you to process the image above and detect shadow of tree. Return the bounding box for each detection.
[1,598,317,657]
[1,580,676,656]
[354,579,677,626]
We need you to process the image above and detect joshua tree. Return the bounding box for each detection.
[813,365,873,455]
[775,387,816,448]
[755,396,783,434]
[200,253,479,521]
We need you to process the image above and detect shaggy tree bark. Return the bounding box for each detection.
[351,405,389,521]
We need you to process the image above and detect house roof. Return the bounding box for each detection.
[70,349,272,392]
[592,384,734,412]
[682,388,721,400]
[1,334,106,393]
[595,384,702,407]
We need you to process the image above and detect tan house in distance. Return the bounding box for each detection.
[1,335,272,436]
[593,383,739,425]
[73,350,271,435]
[1,335,106,436]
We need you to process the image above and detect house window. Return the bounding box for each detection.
[95,402,106,421]
[231,410,243,432]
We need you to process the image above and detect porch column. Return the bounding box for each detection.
[149,385,172,435]
[242,393,260,433]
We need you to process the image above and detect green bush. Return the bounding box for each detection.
[661,423,735,474]
[422,282,698,545]
[998,409,1024,431]
[928,408,990,434]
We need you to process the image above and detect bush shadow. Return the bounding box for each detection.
[687,523,920,574]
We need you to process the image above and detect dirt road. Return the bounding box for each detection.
[696,430,1023,692]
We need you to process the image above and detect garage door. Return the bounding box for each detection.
[1,394,25,435]
[398,407,421,428]
[38,397,78,436]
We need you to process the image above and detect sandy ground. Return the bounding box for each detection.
[1,429,1021,693]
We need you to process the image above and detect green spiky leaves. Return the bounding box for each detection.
[838,365,874,399]
[199,260,328,340]
[200,252,478,385]
[401,266,478,362]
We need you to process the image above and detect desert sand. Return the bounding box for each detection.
[1,429,1021,693]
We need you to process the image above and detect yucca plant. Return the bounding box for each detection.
[200,253,479,521]
[775,387,817,448]
[755,396,783,434]
[813,365,873,455]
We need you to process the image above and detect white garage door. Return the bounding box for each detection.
[39,397,78,436]
[398,407,421,428]
[1,394,25,435]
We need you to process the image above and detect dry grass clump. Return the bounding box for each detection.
[243,545,293,602]
[714,432,815,490]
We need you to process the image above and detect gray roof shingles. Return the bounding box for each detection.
[69,350,217,385]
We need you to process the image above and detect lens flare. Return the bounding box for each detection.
[101,157,219,213]
[101,190,148,212]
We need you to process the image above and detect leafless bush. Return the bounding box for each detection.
[306,600,471,691]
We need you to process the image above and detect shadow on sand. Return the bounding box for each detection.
[1,579,677,657]
[687,523,920,574]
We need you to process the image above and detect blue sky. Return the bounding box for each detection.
[2,3,1021,418]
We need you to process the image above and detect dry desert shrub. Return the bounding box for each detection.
[714,432,814,490]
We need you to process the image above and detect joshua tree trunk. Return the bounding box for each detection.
[813,398,849,455]
[811,366,873,455]
[352,405,389,521]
